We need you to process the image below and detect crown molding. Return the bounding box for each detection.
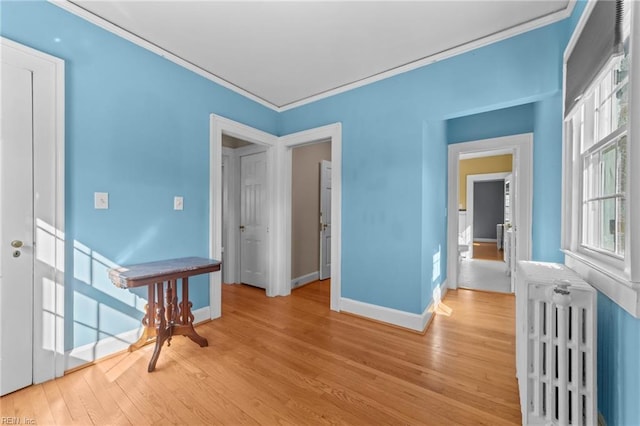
[49,0,575,113]
[49,0,279,111]
[279,1,576,111]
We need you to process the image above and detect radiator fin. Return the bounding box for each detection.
[516,261,597,426]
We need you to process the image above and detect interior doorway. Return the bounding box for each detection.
[464,172,511,259]
[210,116,342,314]
[290,141,331,289]
[221,135,269,290]
[281,123,342,311]
[447,133,533,294]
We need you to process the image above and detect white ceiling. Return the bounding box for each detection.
[68,1,572,110]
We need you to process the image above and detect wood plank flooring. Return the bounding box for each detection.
[472,241,504,261]
[0,281,521,425]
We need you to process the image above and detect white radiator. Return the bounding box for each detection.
[516,261,597,426]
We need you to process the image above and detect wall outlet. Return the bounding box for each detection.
[174,196,184,210]
[94,192,109,209]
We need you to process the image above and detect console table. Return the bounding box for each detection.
[108,257,221,372]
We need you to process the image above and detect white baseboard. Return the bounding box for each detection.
[65,306,211,371]
[474,238,497,242]
[291,271,319,289]
[340,281,448,332]
[192,305,211,324]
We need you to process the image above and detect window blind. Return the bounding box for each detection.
[565,0,622,116]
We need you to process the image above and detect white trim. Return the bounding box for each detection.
[280,123,342,311]
[48,0,276,112]
[65,306,211,371]
[1,37,66,384]
[291,271,319,289]
[447,134,533,291]
[209,115,278,318]
[627,0,640,284]
[279,3,576,111]
[340,280,448,332]
[210,118,342,313]
[565,252,640,318]
[460,148,514,160]
[235,143,268,157]
[49,0,574,112]
[561,1,640,318]
[465,172,510,258]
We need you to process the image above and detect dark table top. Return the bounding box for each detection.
[109,256,222,289]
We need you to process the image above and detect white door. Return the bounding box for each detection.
[508,171,518,292]
[319,160,332,280]
[240,152,267,288]
[0,61,35,395]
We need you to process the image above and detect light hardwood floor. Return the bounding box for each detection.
[472,241,504,261]
[1,281,521,425]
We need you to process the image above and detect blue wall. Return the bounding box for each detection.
[446,103,534,144]
[280,20,568,314]
[421,121,447,311]
[597,294,640,426]
[532,93,564,262]
[1,1,278,350]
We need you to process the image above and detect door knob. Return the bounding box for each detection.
[10,240,23,248]
[239,225,245,231]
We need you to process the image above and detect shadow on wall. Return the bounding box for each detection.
[66,239,149,370]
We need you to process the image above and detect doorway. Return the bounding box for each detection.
[0,38,65,395]
[281,124,342,311]
[447,133,533,293]
[210,116,343,315]
[221,135,269,290]
[465,172,511,259]
[290,141,331,289]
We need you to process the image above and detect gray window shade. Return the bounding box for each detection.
[565,0,619,116]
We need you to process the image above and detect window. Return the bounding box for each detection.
[571,54,628,259]
[563,0,640,318]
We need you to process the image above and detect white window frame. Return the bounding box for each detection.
[562,0,640,318]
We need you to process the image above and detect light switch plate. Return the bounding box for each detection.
[95,192,109,209]
[174,196,183,211]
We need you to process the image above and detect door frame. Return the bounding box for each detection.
[1,37,65,383]
[221,144,270,285]
[280,124,342,311]
[210,117,342,312]
[319,159,332,281]
[209,115,278,317]
[447,133,532,290]
[465,172,510,258]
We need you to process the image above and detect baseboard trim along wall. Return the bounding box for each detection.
[340,281,448,333]
[64,306,211,371]
[291,271,320,289]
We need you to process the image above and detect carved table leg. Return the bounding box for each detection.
[146,277,209,372]
[179,277,208,347]
[165,279,177,347]
[148,281,168,372]
[129,283,158,351]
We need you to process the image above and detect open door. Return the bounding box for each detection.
[1,60,35,396]
[319,160,332,280]
[240,151,268,288]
